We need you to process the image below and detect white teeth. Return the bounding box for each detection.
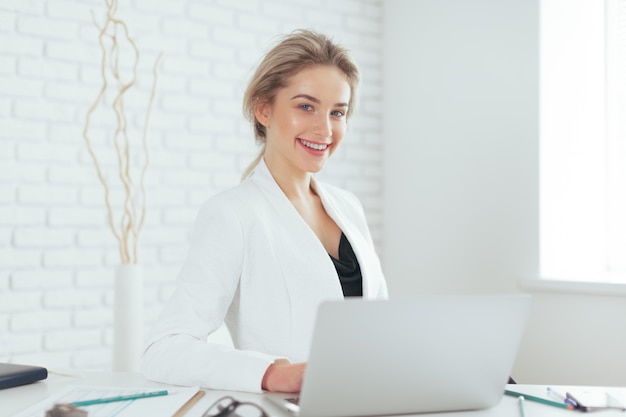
[300,140,328,151]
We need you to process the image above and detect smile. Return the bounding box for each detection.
[299,139,329,151]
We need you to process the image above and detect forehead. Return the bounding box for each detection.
[280,65,351,102]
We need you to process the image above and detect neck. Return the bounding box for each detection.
[263,156,315,201]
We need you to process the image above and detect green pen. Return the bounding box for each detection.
[505,389,575,410]
[70,390,169,407]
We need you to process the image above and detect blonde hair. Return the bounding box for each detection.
[241,29,360,180]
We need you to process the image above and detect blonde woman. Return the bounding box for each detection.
[142,29,388,393]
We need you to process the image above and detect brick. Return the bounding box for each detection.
[11,310,71,332]
[49,124,84,144]
[74,307,112,327]
[14,228,74,248]
[18,185,78,205]
[46,40,101,64]
[0,56,16,74]
[261,2,303,19]
[147,188,186,206]
[189,151,236,171]
[187,3,235,25]
[188,41,235,62]
[160,93,210,114]
[0,161,46,182]
[346,15,381,35]
[216,0,261,12]
[187,76,233,97]
[0,34,43,56]
[133,0,185,16]
[189,114,237,135]
[47,207,105,227]
[43,249,103,268]
[10,352,70,370]
[76,229,116,248]
[0,184,16,204]
[0,206,46,226]
[1,0,45,14]
[2,333,42,353]
[161,57,211,78]
[0,227,10,245]
[43,288,102,309]
[212,26,257,48]
[46,0,97,21]
[160,170,209,187]
[10,269,73,290]
[140,227,188,244]
[73,347,110,369]
[44,81,94,103]
[47,165,100,185]
[0,291,41,312]
[0,10,15,31]
[75,268,114,288]
[0,117,46,139]
[135,33,185,54]
[162,18,208,38]
[237,13,280,33]
[17,142,78,163]
[147,149,185,169]
[163,132,211,150]
[163,209,198,226]
[44,329,101,351]
[79,186,126,207]
[17,16,79,40]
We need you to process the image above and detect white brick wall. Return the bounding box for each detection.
[0,0,384,369]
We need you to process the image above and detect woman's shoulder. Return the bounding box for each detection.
[199,179,264,214]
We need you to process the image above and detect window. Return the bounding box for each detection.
[540,0,626,283]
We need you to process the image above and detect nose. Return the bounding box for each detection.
[312,114,332,138]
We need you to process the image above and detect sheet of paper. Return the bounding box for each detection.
[13,385,201,417]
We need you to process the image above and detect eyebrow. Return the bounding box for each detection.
[291,94,348,108]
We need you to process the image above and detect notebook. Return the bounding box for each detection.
[0,362,48,390]
[265,294,532,417]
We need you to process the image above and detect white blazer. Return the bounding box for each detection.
[141,159,388,393]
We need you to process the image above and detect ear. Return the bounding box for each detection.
[254,100,272,128]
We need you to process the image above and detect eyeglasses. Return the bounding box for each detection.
[201,396,270,417]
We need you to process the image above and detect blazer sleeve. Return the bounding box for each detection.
[141,196,279,392]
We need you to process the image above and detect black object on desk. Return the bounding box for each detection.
[0,362,48,389]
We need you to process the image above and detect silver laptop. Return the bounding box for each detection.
[265,294,531,417]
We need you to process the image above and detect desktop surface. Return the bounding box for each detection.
[1,370,625,417]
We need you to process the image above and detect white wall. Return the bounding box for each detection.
[383,0,626,386]
[0,0,384,369]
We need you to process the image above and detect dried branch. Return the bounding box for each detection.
[82,0,162,265]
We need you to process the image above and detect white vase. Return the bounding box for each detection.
[113,264,144,372]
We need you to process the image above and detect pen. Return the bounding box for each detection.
[518,396,527,417]
[69,390,169,407]
[547,387,578,408]
[505,389,575,410]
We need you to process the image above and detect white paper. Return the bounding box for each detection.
[12,385,201,417]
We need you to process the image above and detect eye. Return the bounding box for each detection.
[331,110,346,117]
[299,104,313,111]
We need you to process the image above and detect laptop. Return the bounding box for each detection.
[265,294,531,417]
[0,362,48,390]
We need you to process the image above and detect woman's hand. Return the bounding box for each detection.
[262,360,306,393]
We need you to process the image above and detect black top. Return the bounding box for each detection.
[329,232,363,297]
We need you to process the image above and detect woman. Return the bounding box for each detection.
[141,29,388,393]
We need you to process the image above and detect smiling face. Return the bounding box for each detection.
[255,65,352,177]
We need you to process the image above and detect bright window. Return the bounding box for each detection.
[540,0,626,283]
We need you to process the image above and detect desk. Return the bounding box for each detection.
[1,370,624,417]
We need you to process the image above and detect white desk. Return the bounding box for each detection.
[1,370,624,417]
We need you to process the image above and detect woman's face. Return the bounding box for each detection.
[256,65,351,176]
